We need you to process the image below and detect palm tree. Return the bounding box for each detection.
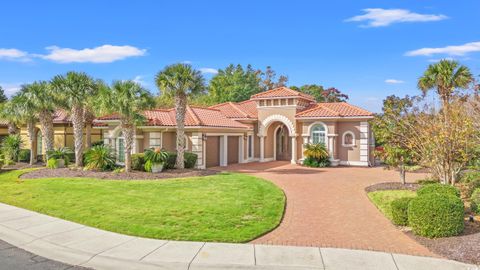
[98,80,154,172]
[51,72,97,167]
[22,82,56,153]
[418,59,473,107]
[155,64,205,169]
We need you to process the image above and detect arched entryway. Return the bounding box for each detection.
[258,114,297,164]
[274,124,291,161]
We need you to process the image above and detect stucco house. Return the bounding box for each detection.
[94,87,375,168]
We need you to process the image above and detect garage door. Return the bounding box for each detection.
[205,136,220,167]
[227,136,239,164]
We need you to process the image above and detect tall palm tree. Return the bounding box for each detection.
[22,82,56,153]
[155,64,205,169]
[98,80,154,172]
[51,72,97,167]
[418,59,473,107]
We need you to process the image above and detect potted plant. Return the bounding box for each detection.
[144,147,169,173]
[46,147,74,168]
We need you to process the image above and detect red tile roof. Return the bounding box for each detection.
[295,102,373,118]
[251,87,315,101]
[209,100,257,119]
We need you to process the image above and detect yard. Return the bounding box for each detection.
[0,169,285,243]
[367,190,417,221]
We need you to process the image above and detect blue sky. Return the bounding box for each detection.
[1,0,479,112]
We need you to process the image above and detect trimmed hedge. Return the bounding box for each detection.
[417,183,460,198]
[391,197,413,226]
[408,193,464,238]
[18,149,31,162]
[131,152,198,170]
[471,188,480,214]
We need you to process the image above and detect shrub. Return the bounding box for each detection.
[408,193,464,238]
[1,134,22,164]
[391,197,413,226]
[18,149,31,162]
[84,145,116,171]
[302,143,330,168]
[459,171,480,198]
[303,156,330,168]
[471,188,480,214]
[144,148,169,172]
[418,178,439,185]
[47,158,58,169]
[92,141,104,147]
[164,152,198,169]
[131,153,145,171]
[417,183,460,198]
[46,147,74,165]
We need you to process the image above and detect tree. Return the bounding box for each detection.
[51,72,97,166]
[372,95,417,184]
[208,64,262,103]
[155,63,205,169]
[22,82,56,153]
[260,66,288,91]
[291,85,349,102]
[0,86,7,103]
[97,80,154,172]
[418,59,473,107]
[322,87,349,102]
[0,86,18,134]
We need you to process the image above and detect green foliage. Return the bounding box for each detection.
[156,63,206,99]
[47,158,58,169]
[131,153,145,171]
[18,149,31,162]
[164,151,198,169]
[417,183,461,198]
[291,85,348,102]
[144,148,169,164]
[391,197,413,226]
[84,145,116,171]
[302,143,330,167]
[408,193,464,238]
[0,86,7,103]
[1,134,22,163]
[471,188,480,214]
[91,141,104,147]
[208,64,262,103]
[46,147,73,165]
[367,190,417,221]
[144,160,153,172]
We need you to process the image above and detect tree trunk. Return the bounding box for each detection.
[71,104,85,167]
[122,123,134,172]
[26,120,36,165]
[38,110,54,155]
[7,121,17,135]
[399,164,406,185]
[174,93,186,169]
[85,121,92,148]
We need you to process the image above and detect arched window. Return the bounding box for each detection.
[310,124,326,145]
[342,131,355,147]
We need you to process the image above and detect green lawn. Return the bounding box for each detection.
[0,169,285,243]
[367,190,416,221]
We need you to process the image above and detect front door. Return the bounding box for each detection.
[275,125,291,161]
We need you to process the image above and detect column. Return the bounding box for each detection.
[259,136,265,162]
[220,135,228,166]
[359,122,369,165]
[290,136,297,164]
[239,136,245,163]
[301,135,309,160]
[191,132,204,169]
[328,136,334,159]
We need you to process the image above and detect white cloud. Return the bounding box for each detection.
[38,45,146,63]
[181,60,192,64]
[0,48,31,61]
[132,75,148,87]
[0,82,24,97]
[385,79,405,84]
[405,41,480,57]
[199,68,218,74]
[346,8,447,27]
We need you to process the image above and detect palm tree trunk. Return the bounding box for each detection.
[71,104,85,167]
[175,94,186,169]
[38,110,54,154]
[7,121,17,135]
[26,120,36,165]
[122,122,134,172]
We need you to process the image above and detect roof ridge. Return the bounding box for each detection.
[186,106,202,126]
[228,102,250,118]
[295,104,321,116]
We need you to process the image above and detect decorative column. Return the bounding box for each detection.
[327,134,339,166]
[360,122,369,166]
[191,132,204,169]
[239,136,245,163]
[290,135,297,164]
[327,136,334,159]
[259,136,265,162]
[301,135,309,161]
[220,135,228,166]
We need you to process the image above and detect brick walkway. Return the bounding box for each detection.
[222,161,435,257]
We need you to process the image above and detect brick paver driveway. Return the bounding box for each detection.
[221,161,434,256]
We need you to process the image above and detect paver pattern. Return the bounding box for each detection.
[222,161,435,256]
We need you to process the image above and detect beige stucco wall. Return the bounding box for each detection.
[336,121,361,162]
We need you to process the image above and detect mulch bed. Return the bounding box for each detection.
[20,167,218,180]
[406,218,480,265]
[2,162,44,171]
[364,182,420,192]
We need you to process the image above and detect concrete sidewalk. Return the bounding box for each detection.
[0,203,477,270]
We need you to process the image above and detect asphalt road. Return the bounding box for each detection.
[0,239,89,270]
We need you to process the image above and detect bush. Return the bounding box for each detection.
[92,141,104,147]
[84,145,116,171]
[164,152,198,169]
[302,143,330,168]
[391,197,413,226]
[1,134,22,163]
[417,183,460,198]
[408,193,464,238]
[459,171,480,198]
[131,153,145,171]
[47,158,58,169]
[417,178,439,185]
[46,147,74,165]
[471,188,480,214]
[18,149,31,162]
[303,156,330,168]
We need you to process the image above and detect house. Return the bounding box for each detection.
[94,87,375,168]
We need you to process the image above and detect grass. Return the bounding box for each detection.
[0,169,285,243]
[367,190,416,221]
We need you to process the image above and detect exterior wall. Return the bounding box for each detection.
[336,121,361,163]
[264,122,283,159]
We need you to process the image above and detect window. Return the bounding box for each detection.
[342,131,355,147]
[247,135,253,158]
[117,138,125,163]
[310,124,326,145]
[149,132,162,148]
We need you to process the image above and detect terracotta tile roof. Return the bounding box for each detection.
[0,119,9,127]
[251,87,315,101]
[209,100,257,119]
[296,102,373,118]
[96,106,251,129]
[52,110,70,123]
